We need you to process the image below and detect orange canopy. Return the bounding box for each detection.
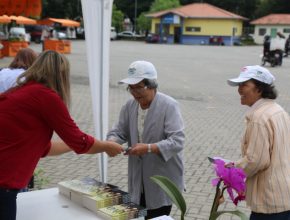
[9,16,37,25]
[0,15,36,25]
[38,18,80,27]
[0,15,11,24]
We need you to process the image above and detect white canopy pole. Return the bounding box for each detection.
[81,0,113,183]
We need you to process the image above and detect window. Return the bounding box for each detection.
[154,24,169,35]
[283,28,290,33]
[258,28,266,36]
[185,27,201,32]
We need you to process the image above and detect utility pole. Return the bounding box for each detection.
[134,0,137,33]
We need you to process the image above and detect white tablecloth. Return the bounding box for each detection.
[17,188,102,220]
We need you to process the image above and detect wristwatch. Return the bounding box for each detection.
[147,144,152,153]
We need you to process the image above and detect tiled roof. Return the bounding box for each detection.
[146,3,247,20]
[251,14,290,25]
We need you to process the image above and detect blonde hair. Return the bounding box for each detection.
[17,50,71,106]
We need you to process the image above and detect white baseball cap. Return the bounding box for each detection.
[227,65,275,86]
[118,60,157,85]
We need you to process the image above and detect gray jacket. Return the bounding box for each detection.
[107,92,185,209]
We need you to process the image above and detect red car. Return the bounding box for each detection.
[146,33,160,43]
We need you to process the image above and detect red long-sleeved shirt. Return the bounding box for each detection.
[0,82,94,189]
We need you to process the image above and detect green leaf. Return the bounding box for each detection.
[150,175,186,219]
[212,210,249,220]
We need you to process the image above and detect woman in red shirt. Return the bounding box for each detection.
[0,50,123,220]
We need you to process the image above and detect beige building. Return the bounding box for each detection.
[251,14,290,44]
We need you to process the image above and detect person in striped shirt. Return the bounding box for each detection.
[227,65,290,220]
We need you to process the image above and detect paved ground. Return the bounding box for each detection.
[1,41,290,219]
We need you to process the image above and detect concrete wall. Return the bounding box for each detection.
[183,18,243,36]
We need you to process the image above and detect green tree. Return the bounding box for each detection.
[137,12,151,34]
[112,4,124,32]
[179,0,258,19]
[255,0,290,18]
[149,0,180,12]
[134,0,180,34]
[114,0,153,20]
[42,0,82,19]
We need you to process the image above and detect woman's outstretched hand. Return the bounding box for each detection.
[105,141,124,157]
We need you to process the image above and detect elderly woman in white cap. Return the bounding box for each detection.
[228,65,290,220]
[107,60,185,219]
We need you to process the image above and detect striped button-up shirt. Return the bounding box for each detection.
[235,98,290,214]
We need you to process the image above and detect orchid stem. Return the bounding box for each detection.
[221,186,227,195]
[209,180,222,220]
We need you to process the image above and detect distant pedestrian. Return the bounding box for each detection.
[284,35,290,57]
[41,26,52,51]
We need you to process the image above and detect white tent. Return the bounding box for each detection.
[81,0,113,183]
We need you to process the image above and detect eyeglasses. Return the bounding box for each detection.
[127,86,148,93]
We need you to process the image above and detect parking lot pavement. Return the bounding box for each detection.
[2,41,290,219]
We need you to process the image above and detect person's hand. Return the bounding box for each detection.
[123,146,132,155]
[105,141,124,157]
[127,143,148,156]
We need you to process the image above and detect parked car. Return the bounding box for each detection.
[240,34,255,45]
[145,33,160,43]
[117,31,143,40]
[110,27,117,40]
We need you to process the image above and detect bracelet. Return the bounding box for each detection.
[147,144,152,153]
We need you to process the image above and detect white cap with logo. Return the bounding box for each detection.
[227,65,275,86]
[118,60,157,85]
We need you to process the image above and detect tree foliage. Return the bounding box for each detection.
[42,0,82,19]
[112,4,124,32]
[114,0,153,27]
[137,12,151,33]
[179,0,258,19]
[149,0,181,12]
[41,0,290,28]
[255,0,290,18]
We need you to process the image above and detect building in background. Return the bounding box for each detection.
[251,14,290,44]
[146,3,247,46]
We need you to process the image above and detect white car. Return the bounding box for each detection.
[117,31,142,39]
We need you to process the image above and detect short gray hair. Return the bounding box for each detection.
[143,79,158,89]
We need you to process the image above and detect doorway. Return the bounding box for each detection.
[174,27,181,43]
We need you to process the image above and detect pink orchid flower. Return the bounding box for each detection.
[211,159,246,205]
